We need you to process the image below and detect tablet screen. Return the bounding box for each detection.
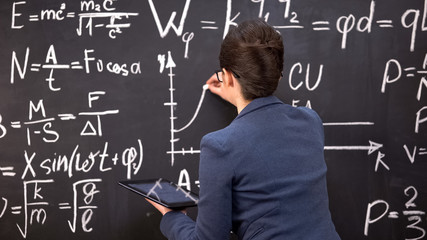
[118,179,199,209]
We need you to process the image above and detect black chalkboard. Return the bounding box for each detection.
[0,0,426,239]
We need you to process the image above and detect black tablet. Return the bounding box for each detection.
[118,178,199,209]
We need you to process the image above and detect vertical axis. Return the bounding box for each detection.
[168,65,176,166]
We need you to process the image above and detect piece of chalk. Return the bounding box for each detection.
[203,84,209,90]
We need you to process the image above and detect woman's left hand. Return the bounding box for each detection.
[146,199,188,216]
[146,199,173,215]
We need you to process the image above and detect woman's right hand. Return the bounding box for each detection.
[206,73,224,98]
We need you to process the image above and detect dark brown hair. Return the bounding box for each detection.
[219,19,284,100]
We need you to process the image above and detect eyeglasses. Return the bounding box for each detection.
[214,69,240,83]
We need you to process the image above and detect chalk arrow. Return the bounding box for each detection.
[367,141,383,155]
[324,140,383,154]
[166,51,176,69]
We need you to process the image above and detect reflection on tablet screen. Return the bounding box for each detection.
[128,179,198,205]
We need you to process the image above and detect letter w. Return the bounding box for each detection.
[148,0,191,38]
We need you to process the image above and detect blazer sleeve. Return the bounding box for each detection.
[299,107,325,145]
[160,133,234,240]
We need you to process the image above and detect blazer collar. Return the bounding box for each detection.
[235,95,283,120]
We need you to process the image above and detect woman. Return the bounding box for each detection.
[148,19,341,240]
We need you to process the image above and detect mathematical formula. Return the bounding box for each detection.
[365,186,426,240]
[0,178,102,238]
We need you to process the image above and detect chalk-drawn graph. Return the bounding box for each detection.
[161,51,207,166]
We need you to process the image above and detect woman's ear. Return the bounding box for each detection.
[222,68,235,87]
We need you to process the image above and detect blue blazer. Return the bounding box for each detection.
[160,96,341,240]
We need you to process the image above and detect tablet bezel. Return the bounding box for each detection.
[118,178,199,209]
